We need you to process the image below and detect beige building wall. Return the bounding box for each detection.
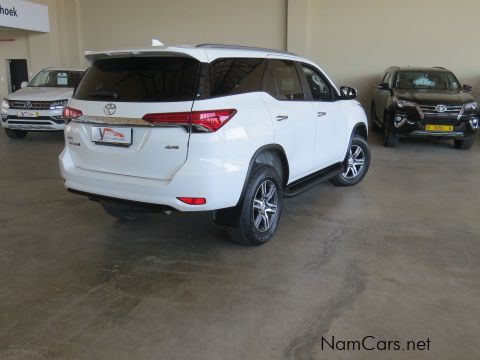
[305,0,480,107]
[75,0,287,66]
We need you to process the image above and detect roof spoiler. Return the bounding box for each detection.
[84,47,207,63]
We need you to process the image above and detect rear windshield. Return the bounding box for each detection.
[74,57,200,102]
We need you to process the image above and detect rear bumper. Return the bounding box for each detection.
[59,144,249,212]
[67,188,175,212]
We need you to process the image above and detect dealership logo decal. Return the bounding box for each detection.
[435,104,447,113]
[104,103,117,116]
[0,4,18,17]
[97,127,124,140]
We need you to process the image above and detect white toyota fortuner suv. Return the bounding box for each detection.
[60,44,370,246]
[1,68,84,139]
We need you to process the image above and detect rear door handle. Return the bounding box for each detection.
[276,115,289,121]
[317,112,327,117]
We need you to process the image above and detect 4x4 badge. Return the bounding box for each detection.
[104,103,117,116]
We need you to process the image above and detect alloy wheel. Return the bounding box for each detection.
[252,180,278,232]
[343,144,366,179]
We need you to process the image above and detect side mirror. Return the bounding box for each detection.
[20,81,28,89]
[340,86,357,100]
[377,82,390,91]
[462,84,472,92]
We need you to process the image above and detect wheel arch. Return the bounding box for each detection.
[212,144,289,227]
[352,122,368,141]
[250,144,289,186]
[341,122,369,165]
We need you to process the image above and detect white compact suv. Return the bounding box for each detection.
[1,68,84,139]
[59,44,370,246]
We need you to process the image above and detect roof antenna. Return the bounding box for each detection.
[152,38,164,47]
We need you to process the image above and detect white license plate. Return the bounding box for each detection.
[17,111,39,118]
[91,127,132,147]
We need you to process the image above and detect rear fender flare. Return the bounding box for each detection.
[212,144,289,226]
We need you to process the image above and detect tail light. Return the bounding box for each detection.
[63,106,83,123]
[143,109,237,132]
[177,197,206,205]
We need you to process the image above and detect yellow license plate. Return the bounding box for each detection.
[426,124,453,132]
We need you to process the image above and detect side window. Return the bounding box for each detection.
[382,72,391,84]
[265,59,304,101]
[301,64,333,101]
[209,58,265,97]
[264,69,277,98]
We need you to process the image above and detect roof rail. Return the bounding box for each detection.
[196,44,296,56]
[434,66,447,70]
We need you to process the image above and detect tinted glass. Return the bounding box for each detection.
[382,72,391,84]
[29,70,83,88]
[74,57,199,102]
[301,65,332,101]
[266,60,304,101]
[395,71,461,92]
[264,70,277,98]
[209,58,265,97]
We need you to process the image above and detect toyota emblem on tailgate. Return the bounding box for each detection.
[104,103,117,116]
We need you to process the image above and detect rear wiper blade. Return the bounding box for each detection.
[87,91,119,100]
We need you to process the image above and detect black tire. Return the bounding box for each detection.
[227,165,283,246]
[454,135,475,150]
[383,116,399,147]
[370,104,382,133]
[330,136,371,187]
[5,128,27,139]
[101,201,144,221]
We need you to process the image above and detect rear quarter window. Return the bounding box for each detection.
[208,58,265,97]
[264,59,304,101]
[74,57,200,102]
